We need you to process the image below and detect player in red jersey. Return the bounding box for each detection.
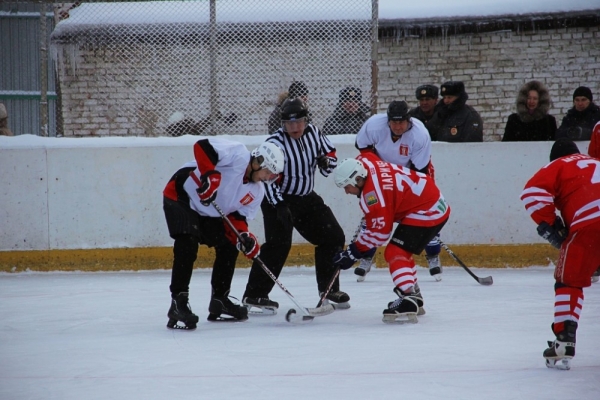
[332,152,450,323]
[587,121,600,283]
[521,138,600,369]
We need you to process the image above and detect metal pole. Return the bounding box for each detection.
[209,0,218,135]
[370,0,379,116]
[39,1,48,136]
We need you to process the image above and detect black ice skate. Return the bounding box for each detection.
[383,287,419,324]
[167,292,200,330]
[320,290,351,310]
[354,256,374,282]
[242,297,279,315]
[208,292,248,322]
[426,255,442,281]
[544,321,577,370]
[592,267,600,284]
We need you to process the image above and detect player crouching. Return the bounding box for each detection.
[332,154,450,324]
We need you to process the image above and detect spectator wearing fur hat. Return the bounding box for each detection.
[409,84,440,127]
[556,86,600,140]
[323,86,370,135]
[0,103,14,136]
[425,81,483,142]
[502,80,556,141]
[267,81,312,133]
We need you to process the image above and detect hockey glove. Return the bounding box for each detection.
[317,155,337,177]
[333,243,364,270]
[537,217,568,249]
[196,170,221,206]
[276,203,293,232]
[236,232,260,259]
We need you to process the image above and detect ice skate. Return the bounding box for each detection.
[592,267,600,284]
[320,290,351,310]
[166,292,199,330]
[383,287,419,324]
[544,321,576,370]
[426,254,442,281]
[412,283,426,316]
[354,257,374,282]
[208,292,248,322]
[242,297,279,315]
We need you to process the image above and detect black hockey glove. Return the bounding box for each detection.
[317,155,337,177]
[333,243,364,270]
[276,203,293,232]
[537,217,568,249]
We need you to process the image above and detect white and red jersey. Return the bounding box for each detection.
[355,114,432,171]
[353,152,450,253]
[164,138,265,221]
[521,153,600,231]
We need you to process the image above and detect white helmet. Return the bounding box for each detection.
[334,158,367,188]
[251,142,285,174]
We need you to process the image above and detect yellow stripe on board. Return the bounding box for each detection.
[0,244,558,273]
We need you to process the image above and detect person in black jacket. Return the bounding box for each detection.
[502,80,556,141]
[426,81,483,142]
[556,86,600,140]
[323,86,370,135]
[409,84,440,127]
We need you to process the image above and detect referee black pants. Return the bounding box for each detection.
[243,191,345,298]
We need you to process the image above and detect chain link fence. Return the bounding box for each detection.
[50,0,376,137]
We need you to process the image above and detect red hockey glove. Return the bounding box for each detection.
[196,170,221,206]
[237,232,260,259]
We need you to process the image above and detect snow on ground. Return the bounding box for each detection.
[1,265,599,400]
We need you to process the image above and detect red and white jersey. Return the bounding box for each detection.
[353,153,450,253]
[588,121,600,159]
[521,153,600,231]
[355,114,432,171]
[181,138,265,220]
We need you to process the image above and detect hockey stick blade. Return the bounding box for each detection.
[285,309,314,324]
[440,241,493,286]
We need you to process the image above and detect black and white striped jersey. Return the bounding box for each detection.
[264,124,337,205]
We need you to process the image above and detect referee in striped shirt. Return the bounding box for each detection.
[242,98,349,312]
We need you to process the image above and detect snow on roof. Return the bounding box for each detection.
[54,0,600,27]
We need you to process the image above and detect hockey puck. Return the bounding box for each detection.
[285,308,297,322]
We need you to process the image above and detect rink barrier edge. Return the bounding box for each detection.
[0,244,558,272]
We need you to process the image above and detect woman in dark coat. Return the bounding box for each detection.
[502,80,556,141]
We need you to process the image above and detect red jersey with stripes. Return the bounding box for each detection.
[521,153,600,231]
[354,153,450,253]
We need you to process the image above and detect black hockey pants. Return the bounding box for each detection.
[243,191,345,298]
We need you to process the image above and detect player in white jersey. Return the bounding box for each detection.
[163,138,284,329]
[354,100,442,281]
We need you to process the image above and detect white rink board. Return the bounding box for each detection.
[0,134,589,250]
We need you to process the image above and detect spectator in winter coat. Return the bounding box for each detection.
[502,80,557,141]
[323,86,370,135]
[267,81,311,134]
[409,84,440,127]
[556,86,600,140]
[425,81,483,142]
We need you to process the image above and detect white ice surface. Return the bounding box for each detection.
[1,266,599,399]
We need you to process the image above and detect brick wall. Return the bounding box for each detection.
[378,25,600,141]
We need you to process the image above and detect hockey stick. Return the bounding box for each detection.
[439,241,493,286]
[315,219,366,308]
[212,201,332,323]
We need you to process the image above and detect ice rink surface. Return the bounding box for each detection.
[1,266,599,400]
